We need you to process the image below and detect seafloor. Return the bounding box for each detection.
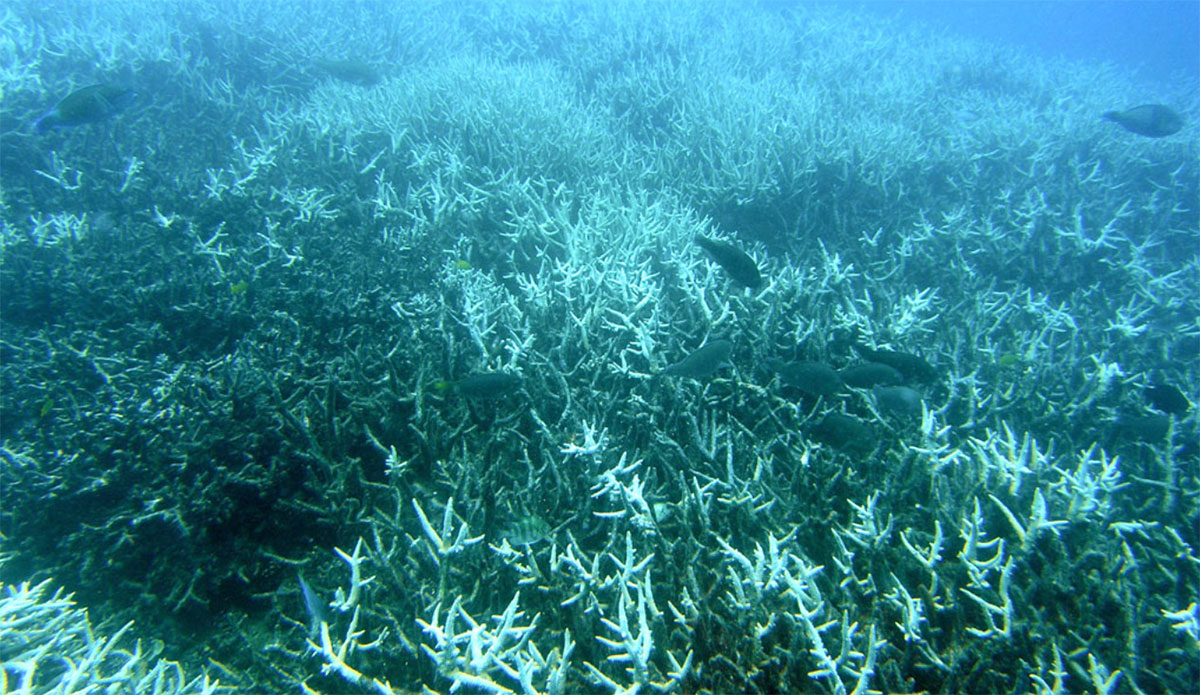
[1,2,1197,694]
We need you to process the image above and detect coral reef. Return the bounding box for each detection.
[1,1,1196,693]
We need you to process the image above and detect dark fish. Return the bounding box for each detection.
[809,413,875,453]
[840,362,903,388]
[1146,384,1190,416]
[34,84,135,133]
[852,345,937,382]
[872,385,923,419]
[661,339,733,378]
[317,59,382,86]
[447,372,523,399]
[1102,104,1183,138]
[695,235,763,288]
[765,359,842,397]
[1173,335,1200,362]
[1115,413,1170,442]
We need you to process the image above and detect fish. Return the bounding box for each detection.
[436,372,523,399]
[996,353,1023,368]
[765,359,842,398]
[661,339,733,378]
[34,84,136,133]
[852,344,937,382]
[695,235,763,288]
[1115,413,1170,442]
[316,59,382,86]
[498,514,551,546]
[1145,383,1190,416]
[808,413,875,453]
[872,385,923,419]
[840,362,903,388]
[1102,104,1183,138]
[298,573,327,637]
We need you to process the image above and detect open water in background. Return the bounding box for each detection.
[841,0,1200,86]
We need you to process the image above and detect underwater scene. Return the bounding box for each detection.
[0,1,1197,694]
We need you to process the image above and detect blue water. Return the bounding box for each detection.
[852,0,1200,84]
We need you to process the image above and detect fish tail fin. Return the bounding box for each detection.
[1101,111,1120,122]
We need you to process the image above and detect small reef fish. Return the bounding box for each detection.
[661,339,733,378]
[1102,104,1183,138]
[298,573,327,637]
[996,353,1023,368]
[840,362,903,388]
[765,359,842,398]
[35,84,136,133]
[695,235,763,288]
[498,514,551,546]
[316,59,382,86]
[437,372,523,399]
[852,344,937,382]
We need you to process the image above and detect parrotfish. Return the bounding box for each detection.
[852,344,937,382]
[439,372,523,399]
[661,339,733,378]
[1115,412,1170,442]
[34,84,136,134]
[872,385,924,419]
[316,59,382,86]
[840,362,903,389]
[695,235,763,288]
[809,413,875,454]
[1102,104,1183,138]
[1145,383,1190,416]
[765,359,842,398]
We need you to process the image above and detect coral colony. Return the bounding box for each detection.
[1,2,1196,694]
